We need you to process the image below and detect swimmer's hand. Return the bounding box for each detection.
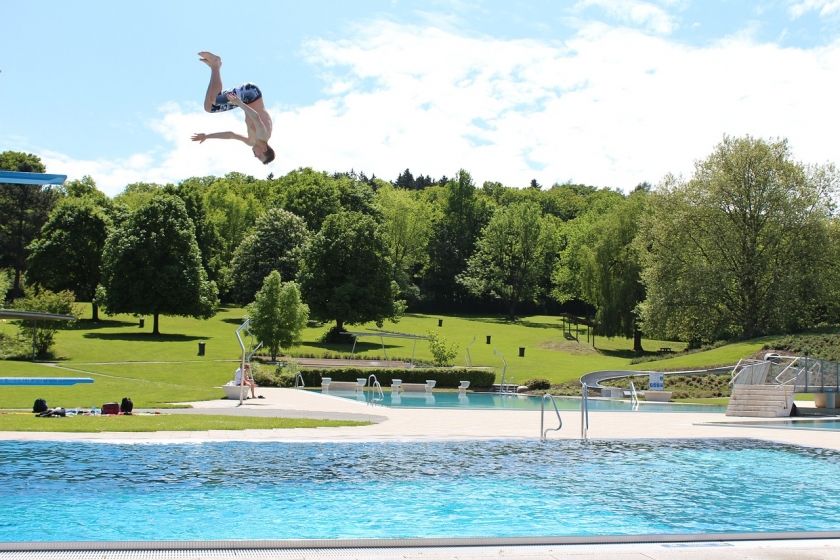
[226,92,244,106]
[191,133,207,143]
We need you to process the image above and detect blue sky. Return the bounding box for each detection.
[2,0,840,196]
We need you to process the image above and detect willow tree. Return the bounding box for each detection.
[577,193,647,352]
[639,136,839,344]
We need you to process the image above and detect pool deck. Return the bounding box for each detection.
[3,388,838,450]
[3,389,840,559]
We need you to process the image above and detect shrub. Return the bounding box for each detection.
[524,378,551,391]
[12,287,77,358]
[427,331,458,367]
[278,366,495,389]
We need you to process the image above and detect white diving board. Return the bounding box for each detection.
[0,171,67,186]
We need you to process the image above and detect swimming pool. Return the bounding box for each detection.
[3,438,839,542]
[320,389,727,412]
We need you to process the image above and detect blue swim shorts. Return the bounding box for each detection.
[210,83,263,113]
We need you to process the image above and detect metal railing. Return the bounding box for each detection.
[294,372,305,389]
[581,383,589,440]
[540,394,563,441]
[729,358,770,386]
[629,381,640,411]
[367,374,384,405]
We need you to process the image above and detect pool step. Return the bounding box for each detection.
[726,385,794,417]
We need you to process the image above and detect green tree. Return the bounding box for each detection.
[247,270,309,361]
[12,287,77,358]
[202,177,262,298]
[166,179,224,288]
[229,208,310,304]
[423,170,493,307]
[298,211,401,333]
[375,185,433,302]
[27,198,110,320]
[100,193,219,334]
[578,193,648,352]
[639,136,838,344]
[458,201,550,319]
[551,190,625,306]
[427,331,458,366]
[0,151,58,296]
[0,269,11,303]
[274,168,342,231]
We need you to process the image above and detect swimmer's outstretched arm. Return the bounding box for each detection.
[191,131,250,144]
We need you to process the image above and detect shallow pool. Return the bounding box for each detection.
[320,389,727,412]
[3,439,839,541]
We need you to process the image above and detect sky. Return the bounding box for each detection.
[2,0,840,197]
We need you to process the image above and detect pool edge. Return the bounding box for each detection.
[3,531,840,551]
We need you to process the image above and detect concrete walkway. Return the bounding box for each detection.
[4,388,838,450]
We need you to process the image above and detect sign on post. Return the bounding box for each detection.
[649,373,664,391]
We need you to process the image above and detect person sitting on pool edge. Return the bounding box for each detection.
[191,51,275,164]
[233,363,260,399]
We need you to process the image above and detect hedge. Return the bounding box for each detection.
[264,366,496,389]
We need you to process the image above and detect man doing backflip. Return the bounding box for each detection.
[191,51,275,164]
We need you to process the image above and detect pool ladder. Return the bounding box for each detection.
[294,372,305,389]
[540,394,563,441]
[367,374,384,405]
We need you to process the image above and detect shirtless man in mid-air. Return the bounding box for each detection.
[191,51,275,164]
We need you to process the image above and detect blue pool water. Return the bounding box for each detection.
[320,389,727,412]
[2,439,839,542]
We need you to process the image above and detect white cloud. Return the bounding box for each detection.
[574,0,679,34]
[789,0,840,18]
[40,19,840,196]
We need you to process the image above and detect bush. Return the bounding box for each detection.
[427,331,458,367]
[12,287,77,358]
[278,366,496,389]
[524,378,551,390]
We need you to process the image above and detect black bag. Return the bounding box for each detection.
[120,397,134,414]
[33,398,48,413]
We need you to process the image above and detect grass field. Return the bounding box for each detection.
[0,411,367,432]
[0,306,767,412]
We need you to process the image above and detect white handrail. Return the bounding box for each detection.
[294,372,305,389]
[629,381,640,411]
[540,393,563,441]
[367,374,384,404]
[581,383,589,440]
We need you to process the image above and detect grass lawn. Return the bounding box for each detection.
[0,411,368,432]
[0,306,766,413]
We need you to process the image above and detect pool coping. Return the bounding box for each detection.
[3,531,840,551]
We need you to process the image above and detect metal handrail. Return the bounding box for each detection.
[246,341,263,362]
[776,359,819,387]
[294,372,305,389]
[581,383,589,440]
[540,394,562,441]
[729,358,768,386]
[494,349,509,393]
[367,374,384,404]
[774,357,803,385]
[629,381,640,410]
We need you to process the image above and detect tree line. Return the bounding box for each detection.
[1,135,838,351]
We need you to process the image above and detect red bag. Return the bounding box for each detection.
[101,402,120,415]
